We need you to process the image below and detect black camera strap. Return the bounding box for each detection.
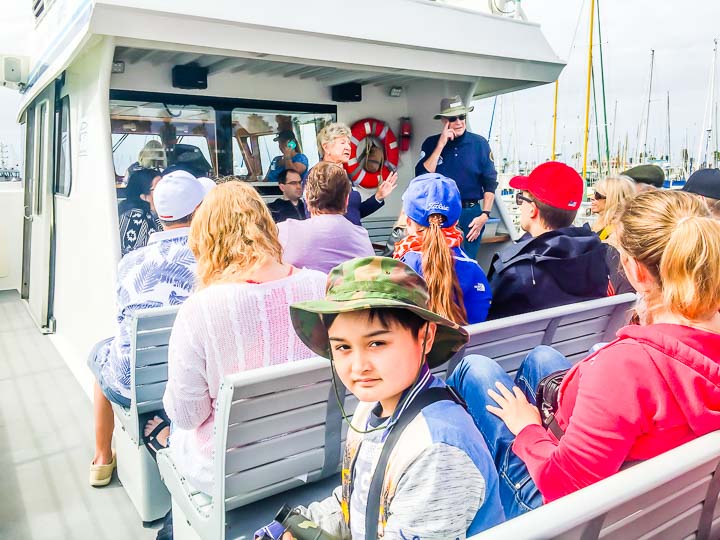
[364,386,460,539]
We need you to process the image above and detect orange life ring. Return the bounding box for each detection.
[345,118,400,189]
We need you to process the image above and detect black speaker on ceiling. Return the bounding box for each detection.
[172,64,208,90]
[331,82,362,102]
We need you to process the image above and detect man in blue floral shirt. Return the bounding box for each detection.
[88,170,206,487]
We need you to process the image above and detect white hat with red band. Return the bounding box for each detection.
[154,170,206,221]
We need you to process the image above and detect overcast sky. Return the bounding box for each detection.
[1,0,719,169]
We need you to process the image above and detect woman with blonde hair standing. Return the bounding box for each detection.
[590,175,635,241]
[316,122,398,225]
[449,189,720,518]
[146,180,326,494]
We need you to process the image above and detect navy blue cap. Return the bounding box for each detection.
[402,173,462,228]
[683,168,720,199]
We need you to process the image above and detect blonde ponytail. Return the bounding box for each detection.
[618,190,720,323]
[659,215,720,321]
[420,214,468,325]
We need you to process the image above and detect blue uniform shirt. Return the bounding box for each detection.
[415,131,498,200]
[401,246,492,324]
[266,152,310,182]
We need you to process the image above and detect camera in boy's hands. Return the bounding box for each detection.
[254,505,339,540]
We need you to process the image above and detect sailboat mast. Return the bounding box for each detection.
[666,92,671,162]
[596,0,611,169]
[642,49,655,161]
[551,80,559,160]
[696,38,717,170]
[582,0,597,181]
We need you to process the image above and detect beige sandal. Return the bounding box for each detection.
[89,451,116,487]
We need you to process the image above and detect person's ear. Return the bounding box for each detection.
[421,322,438,354]
[621,254,654,293]
[529,201,540,220]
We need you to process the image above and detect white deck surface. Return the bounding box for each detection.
[0,290,157,540]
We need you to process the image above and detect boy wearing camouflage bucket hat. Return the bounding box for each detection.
[281,257,504,539]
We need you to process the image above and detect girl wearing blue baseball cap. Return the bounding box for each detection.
[394,173,492,324]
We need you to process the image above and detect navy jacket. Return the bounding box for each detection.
[487,225,609,320]
[268,198,307,223]
[345,190,384,226]
[415,131,498,200]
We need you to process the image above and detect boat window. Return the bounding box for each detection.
[231,109,333,180]
[110,100,217,184]
[55,95,72,196]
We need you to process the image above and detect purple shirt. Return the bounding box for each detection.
[278,214,375,273]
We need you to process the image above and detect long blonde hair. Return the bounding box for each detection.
[413,214,467,325]
[592,175,635,234]
[189,180,282,288]
[617,189,720,323]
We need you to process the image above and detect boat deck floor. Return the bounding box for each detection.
[0,290,157,540]
[1,289,339,539]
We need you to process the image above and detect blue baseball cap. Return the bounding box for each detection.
[402,173,462,228]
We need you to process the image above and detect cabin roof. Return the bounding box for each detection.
[19,0,564,117]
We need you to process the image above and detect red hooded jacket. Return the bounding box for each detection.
[513,324,720,502]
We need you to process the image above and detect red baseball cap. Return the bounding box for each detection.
[509,161,584,211]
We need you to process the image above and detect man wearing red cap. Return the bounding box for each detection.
[487,162,609,320]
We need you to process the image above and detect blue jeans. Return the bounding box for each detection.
[459,204,484,260]
[447,346,572,519]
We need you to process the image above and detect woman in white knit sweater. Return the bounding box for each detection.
[149,180,326,494]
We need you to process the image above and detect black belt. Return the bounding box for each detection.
[461,199,481,208]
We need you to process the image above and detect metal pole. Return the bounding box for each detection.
[667,92,671,162]
[592,64,603,177]
[551,80,559,160]
[488,96,498,139]
[582,0,596,181]
[596,0,611,168]
[643,50,655,161]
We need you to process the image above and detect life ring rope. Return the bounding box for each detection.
[345,118,400,189]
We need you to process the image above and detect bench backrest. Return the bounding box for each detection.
[472,430,720,540]
[211,357,354,512]
[440,293,636,377]
[361,215,396,245]
[208,294,636,516]
[128,305,180,441]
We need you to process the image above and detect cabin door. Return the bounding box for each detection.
[21,87,56,331]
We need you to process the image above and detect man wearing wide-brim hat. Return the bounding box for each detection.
[415,96,498,260]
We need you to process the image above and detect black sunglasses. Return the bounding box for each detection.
[593,191,607,201]
[445,114,466,122]
[515,192,534,206]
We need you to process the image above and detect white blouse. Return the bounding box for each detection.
[163,268,327,493]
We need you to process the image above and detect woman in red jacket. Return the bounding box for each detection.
[448,189,720,519]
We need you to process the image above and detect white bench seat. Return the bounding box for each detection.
[110,305,180,523]
[158,294,638,539]
[472,431,720,540]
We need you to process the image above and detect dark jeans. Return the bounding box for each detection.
[447,346,572,519]
[459,204,484,260]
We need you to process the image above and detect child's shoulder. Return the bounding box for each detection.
[416,398,492,464]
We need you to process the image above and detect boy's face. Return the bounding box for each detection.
[327,311,437,415]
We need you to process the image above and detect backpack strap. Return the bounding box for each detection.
[364,387,458,538]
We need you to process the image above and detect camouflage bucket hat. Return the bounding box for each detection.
[290,256,468,368]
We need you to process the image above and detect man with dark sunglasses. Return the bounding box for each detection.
[487,162,609,320]
[415,96,497,260]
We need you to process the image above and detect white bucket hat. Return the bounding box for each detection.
[154,170,206,221]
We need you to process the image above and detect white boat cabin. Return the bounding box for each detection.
[3,0,563,394]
